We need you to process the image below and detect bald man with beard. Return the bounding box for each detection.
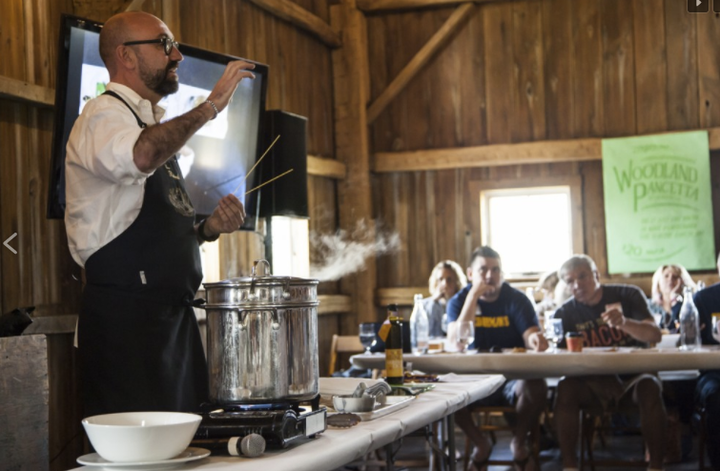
[65,12,255,416]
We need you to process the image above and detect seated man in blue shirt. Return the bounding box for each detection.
[553,254,665,471]
[447,246,548,471]
[691,252,720,471]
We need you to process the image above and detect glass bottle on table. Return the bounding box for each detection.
[679,285,701,351]
[379,303,404,385]
[410,294,430,355]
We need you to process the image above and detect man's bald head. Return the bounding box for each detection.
[99,12,168,75]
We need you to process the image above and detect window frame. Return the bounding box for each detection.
[468,175,584,278]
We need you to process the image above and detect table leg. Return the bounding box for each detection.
[447,413,456,471]
[384,443,394,471]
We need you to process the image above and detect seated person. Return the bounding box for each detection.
[553,255,665,471]
[692,252,720,471]
[422,260,467,337]
[447,246,547,471]
[534,270,559,317]
[647,264,696,332]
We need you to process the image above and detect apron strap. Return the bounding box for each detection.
[103,90,147,128]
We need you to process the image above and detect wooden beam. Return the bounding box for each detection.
[246,0,342,48]
[0,75,54,107]
[318,294,352,314]
[331,0,376,328]
[307,155,347,179]
[357,0,522,13]
[373,127,720,172]
[366,3,475,124]
[23,315,78,335]
[376,287,428,307]
[120,0,145,12]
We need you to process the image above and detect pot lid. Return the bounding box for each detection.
[203,259,319,288]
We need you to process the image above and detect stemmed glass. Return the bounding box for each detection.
[456,321,475,353]
[359,323,377,355]
[545,318,564,353]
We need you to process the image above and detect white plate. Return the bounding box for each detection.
[76,447,210,469]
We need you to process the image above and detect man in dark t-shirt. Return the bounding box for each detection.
[691,252,720,470]
[447,246,547,470]
[553,255,665,471]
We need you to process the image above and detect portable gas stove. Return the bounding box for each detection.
[194,395,327,449]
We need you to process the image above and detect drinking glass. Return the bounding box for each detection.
[359,323,377,354]
[456,321,475,353]
[545,318,564,353]
[712,314,720,343]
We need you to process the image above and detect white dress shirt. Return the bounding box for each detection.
[65,83,166,267]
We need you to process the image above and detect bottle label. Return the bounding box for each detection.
[385,349,403,377]
[378,321,391,342]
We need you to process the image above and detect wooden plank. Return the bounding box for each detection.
[542,0,574,140]
[511,1,545,141]
[318,294,352,314]
[1,335,49,471]
[247,0,341,48]
[664,0,699,130]
[696,6,720,128]
[600,0,635,137]
[581,160,607,274]
[23,315,78,335]
[376,287,429,307]
[483,2,515,143]
[307,155,347,179]
[571,0,603,137]
[331,0,376,328]
[366,3,474,124]
[373,137,601,172]
[357,0,524,13]
[373,127,720,172]
[633,0,667,134]
[456,6,487,147]
[0,75,54,107]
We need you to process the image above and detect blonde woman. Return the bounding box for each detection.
[648,264,696,333]
[423,260,467,337]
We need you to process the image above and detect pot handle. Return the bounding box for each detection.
[252,259,272,277]
[234,307,281,331]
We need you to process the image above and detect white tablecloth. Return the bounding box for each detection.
[68,375,505,471]
[351,347,720,379]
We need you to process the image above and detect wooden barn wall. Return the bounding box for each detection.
[368,0,720,295]
[0,0,338,469]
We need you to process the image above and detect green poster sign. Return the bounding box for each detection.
[602,131,715,274]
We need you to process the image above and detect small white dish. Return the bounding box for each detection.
[76,446,210,468]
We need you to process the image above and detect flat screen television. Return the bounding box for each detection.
[48,14,269,231]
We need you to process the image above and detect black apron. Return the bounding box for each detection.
[78,91,208,416]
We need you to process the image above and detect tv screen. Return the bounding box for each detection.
[48,14,268,230]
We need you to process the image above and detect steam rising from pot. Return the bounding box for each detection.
[310,220,400,282]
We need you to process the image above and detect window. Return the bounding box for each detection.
[270,216,310,277]
[476,176,583,278]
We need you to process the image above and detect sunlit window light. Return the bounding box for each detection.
[271,216,310,277]
[481,186,573,277]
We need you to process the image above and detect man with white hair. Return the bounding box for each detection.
[552,254,665,471]
[691,252,720,470]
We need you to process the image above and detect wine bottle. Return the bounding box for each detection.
[380,304,404,385]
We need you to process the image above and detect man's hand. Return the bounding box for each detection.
[206,61,256,113]
[601,304,626,329]
[469,276,496,299]
[526,330,548,352]
[204,194,246,237]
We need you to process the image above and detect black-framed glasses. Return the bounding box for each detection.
[123,37,179,56]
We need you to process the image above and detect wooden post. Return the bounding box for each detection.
[331,0,376,329]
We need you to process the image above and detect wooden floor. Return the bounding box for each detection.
[332,425,712,471]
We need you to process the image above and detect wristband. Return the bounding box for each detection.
[205,100,219,120]
[198,218,220,242]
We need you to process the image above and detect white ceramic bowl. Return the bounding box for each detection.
[82,411,202,463]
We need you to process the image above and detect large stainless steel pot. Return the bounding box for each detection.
[203,260,319,404]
